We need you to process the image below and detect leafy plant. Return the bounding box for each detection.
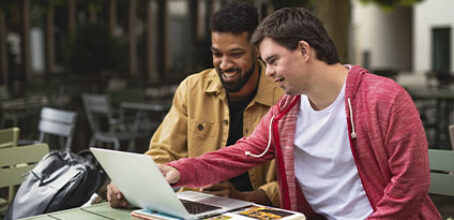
[0,0,16,13]
[65,22,127,75]
[271,0,315,9]
[360,0,424,11]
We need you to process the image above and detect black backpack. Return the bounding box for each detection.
[4,149,106,220]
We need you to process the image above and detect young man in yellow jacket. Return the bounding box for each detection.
[107,2,283,208]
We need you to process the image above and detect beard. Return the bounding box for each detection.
[217,61,256,93]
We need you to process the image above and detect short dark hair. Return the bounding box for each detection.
[210,2,258,38]
[251,7,339,64]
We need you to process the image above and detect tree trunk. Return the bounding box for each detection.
[0,10,7,84]
[68,0,76,36]
[314,0,351,63]
[45,6,55,74]
[109,0,117,36]
[157,0,167,80]
[89,4,97,23]
[145,0,153,80]
[128,0,137,75]
[22,0,31,83]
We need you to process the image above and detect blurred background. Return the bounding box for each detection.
[1,0,453,149]
[0,0,453,218]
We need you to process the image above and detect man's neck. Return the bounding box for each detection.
[306,63,348,111]
[228,61,260,102]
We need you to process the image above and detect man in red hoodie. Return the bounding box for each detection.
[159,7,441,219]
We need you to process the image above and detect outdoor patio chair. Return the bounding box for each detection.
[38,107,77,152]
[82,94,145,151]
[0,127,19,149]
[0,143,49,214]
[0,127,19,214]
[18,107,77,152]
[428,149,454,196]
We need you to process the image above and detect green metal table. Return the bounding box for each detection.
[16,202,306,220]
[18,203,141,220]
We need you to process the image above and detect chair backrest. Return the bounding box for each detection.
[82,94,115,132]
[428,149,454,196]
[0,127,19,148]
[38,107,77,152]
[0,143,49,203]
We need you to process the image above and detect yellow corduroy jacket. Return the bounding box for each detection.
[145,61,284,207]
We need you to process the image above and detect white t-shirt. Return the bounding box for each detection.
[294,82,373,220]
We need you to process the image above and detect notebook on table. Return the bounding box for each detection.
[90,147,253,219]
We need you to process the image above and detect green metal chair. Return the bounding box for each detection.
[0,127,19,149]
[0,127,19,214]
[428,149,454,196]
[0,143,49,214]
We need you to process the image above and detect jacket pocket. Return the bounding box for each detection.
[189,118,215,137]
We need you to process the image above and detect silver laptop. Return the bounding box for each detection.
[90,147,252,219]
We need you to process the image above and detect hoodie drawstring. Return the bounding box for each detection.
[245,97,356,157]
[245,115,275,158]
[347,98,357,139]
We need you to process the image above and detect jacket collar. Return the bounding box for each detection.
[205,60,278,107]
[345,65,368,100]
[273,65,369,117]
[205,70,224,94]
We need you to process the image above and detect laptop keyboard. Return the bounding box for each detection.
[180,199,221,214]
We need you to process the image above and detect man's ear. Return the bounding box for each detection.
[255,46,261,58]
[298,41,311,60]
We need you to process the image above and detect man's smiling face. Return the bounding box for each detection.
[211,32,257,93]
[259,37,310,96]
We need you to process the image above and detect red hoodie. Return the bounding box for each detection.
[169,66,441,219]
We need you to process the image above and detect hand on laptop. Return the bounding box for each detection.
[107,182,129,208]
[200,181,240,198]
[200,181,272,206]
[158,164,181,184]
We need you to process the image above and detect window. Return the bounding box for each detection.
[432,27,451,73]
